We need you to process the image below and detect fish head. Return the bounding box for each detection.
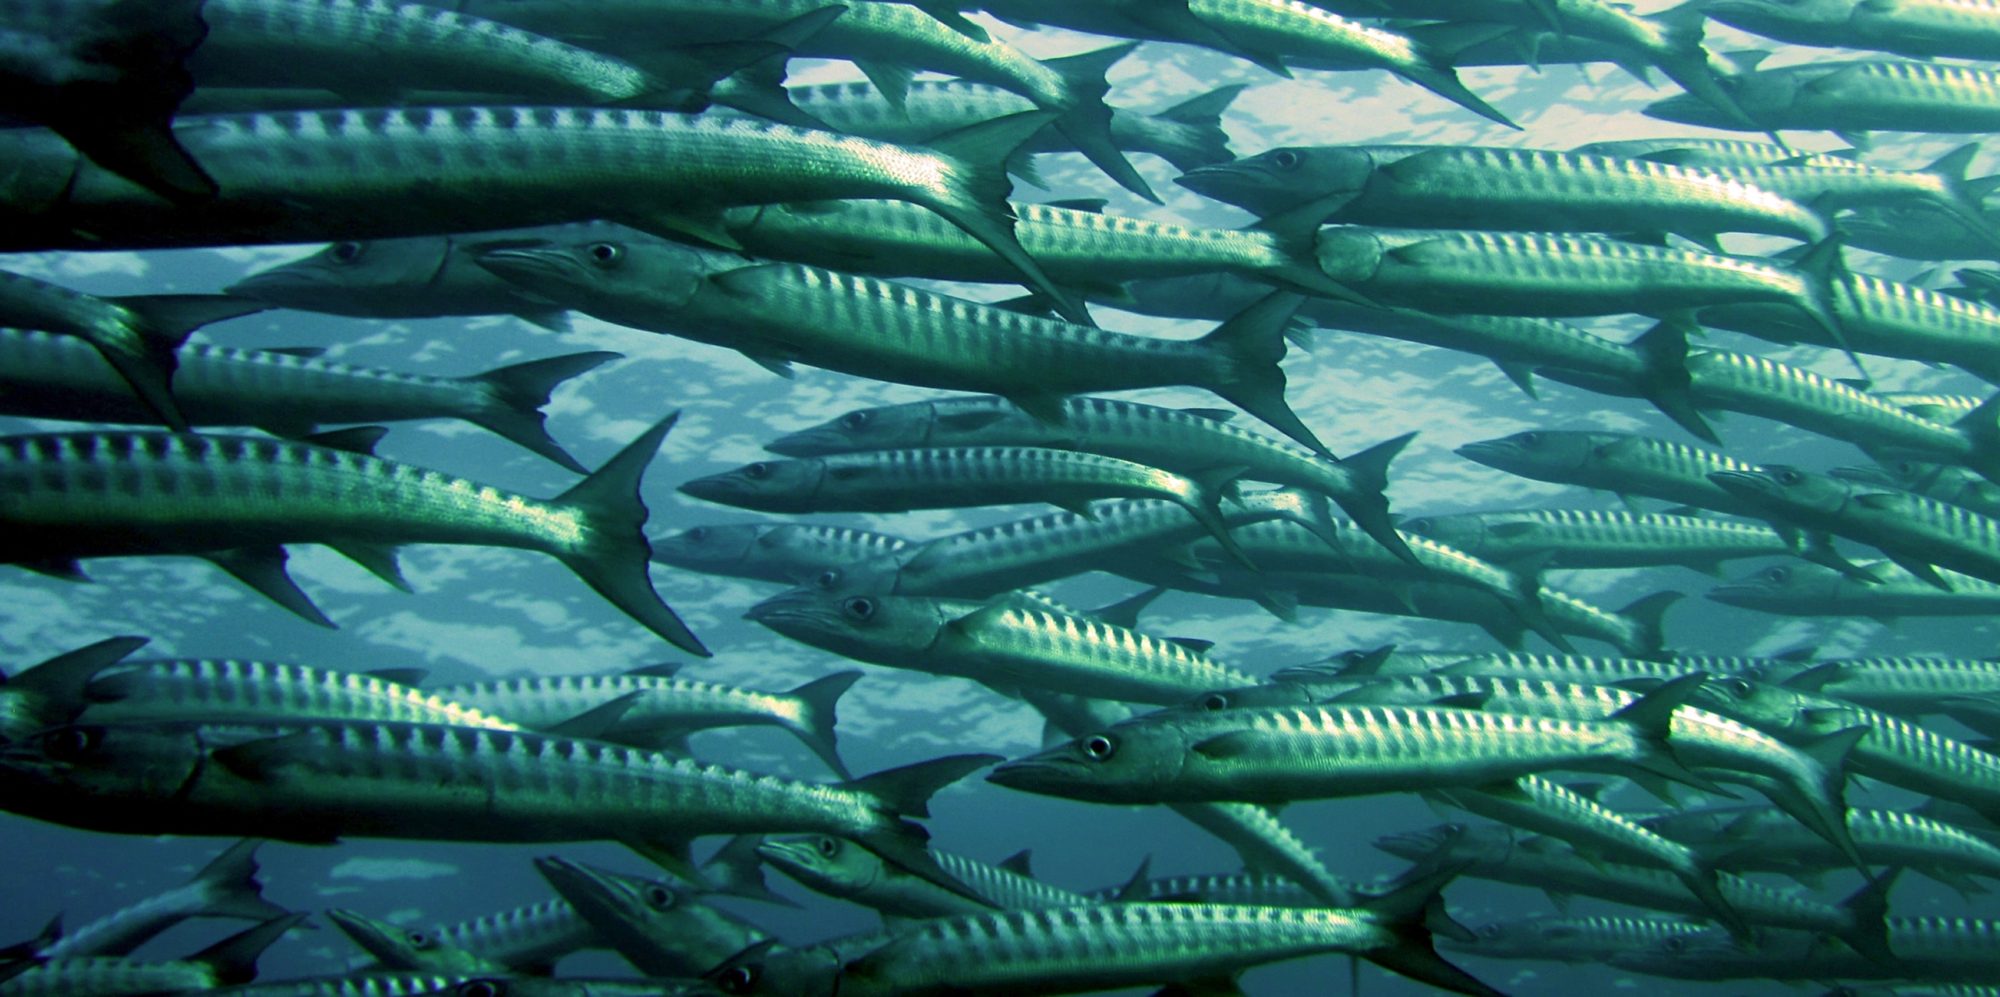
[766,400,950,456]
[326,908,486,972]
[1700,0,1857,36]
[226,237,449,311]
[755,835,882,898]
[1708,464,1847,513]
[0,723,198,813]
[1394,513,1487,553]
[1446,916,1587,958]
[707,940,840,997]
[985,721,1190,802]
[1372,821,1513,862]
[1175,145,1371,216]
[744,589,946,667]
[750,527,906,588]
[1455,430,1599,477]
[679,459,828,512]
[473,237,711,315]
[533,856,709,939]
[1606,928,1760,978]
[1684,670,1804,729]
[1174,682,1315,716]
[649,523,768,575]
[1706,561,1846,610]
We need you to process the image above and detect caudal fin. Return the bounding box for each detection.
[1197,291,1331,458]
[1142,84,1245,172]
[924,111,1092,325]
[190,839,292,925]
[188,913,309,986]
[465,350,620,473]
[555,412,709,657]
[784,670,862,779]
[1359,863,1510,997]
[48,0,217,204]
[847,753,1001,902]
[1398,57,1519,131]
[1630,319,1720,445]
[1041,42,1158,203]
[1331,432,1420,566]
[6,635,149,732]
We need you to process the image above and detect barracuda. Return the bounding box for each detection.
[1375,823,1894,961]
[1710,558,2000,618]
[454,0,1156,202]
[694,197,1358,303]
[1702,0,2000,61]
[37,839,287,960]
[1304,672,1864,866]
[1701,269,2000,385]
[681,446,1249,564]
[0,270,267,431]
[425,899,600,975]
[801,487,1328,600]
[1835,459,2000,519]
[649,522,914,587]
[1458,430,1768,517]
[2,106,1079,322]
[0,329,613,471]
[327,911,509,975]
[191,0,663,102]
[1844,204,2000,264]
[1545,347,1979,462]
[433,667,860,777]
[0,417,705,653]
[1309,227,1848,344]
[821,867,1504,997]
[973,0,1515,128]
[1711,464,2000,587]
[3,914,305,997]
[1089,872,1346,908]
[1177,143,1826,242]
[780,78,1242,174]
[1023,687,1359,907]
[477,237,1327,455]
[1613,916,2000,982]
[0,719,996,892]
[747,590,1258,706]
[80,659,519,731]
[203,974,470,997]
[759,835,1082,919]
[1446,914,1710,964]
[1397,508,1791,573]
[1755,653,2000,715]
[1647,805,2000,895]
[769,394,1415,563]
[991,690,1712,805]
[532,856,766,978]
[1695,674,2000,824]
[1645,57,2000,134]
[1429,775,1747,936]
[1114,272,1717,441]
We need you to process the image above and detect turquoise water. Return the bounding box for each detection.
[1,6,1996,994]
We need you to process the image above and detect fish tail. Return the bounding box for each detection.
[1333,432,1421,566]
[188,913,309,986]
[847,753,1002,903]
[701,834,802,908]
[1833,870,1899,964]
[1921,144,2000,253]
[1629,318,1720,445]
[465,350,620,473]
[48,0,217,204]
[1615,589,1682,660]
[785,669,863,779]
[923,110,1092,325]
[1177,468,1256,570]
[1041,42,1159,203]
[1197,291,1333,459]
[1791,725,1871,871]
[1675,863,1753,943]
[553,412,709,657]
[9,635,149,722]
[1788,236,1868,378]
[1144,83,1246,172]
[190,840,292,923]
[1359,863,1510,997]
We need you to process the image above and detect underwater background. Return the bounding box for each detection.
[2,5,1995,993]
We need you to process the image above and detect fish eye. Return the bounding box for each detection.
[1081,734,1117,760]
[1403,517,1430,532]
[1519,432,1540,446]
[1269,149,1302,170]
[585,242,623,266]
[1764,566,1791,583]
[839,411,871,430]
[329,241,362,264]
[717,966,756,994]
[1199,692,1230,711]
[745,462,771,480]
[406,930,433,949]
[1442,822,1465,834]
[644,884,675,909]
[459,981,502,997]
[842,597,875,620]
[1478,924,1502,939]
[1721,678,1753,697]
[815,569,841,590]
[685,527,707,542]
[41,726,99,760]
[1776,468,1804,485]
[816,836,839,858]
[1662,936,1687,955]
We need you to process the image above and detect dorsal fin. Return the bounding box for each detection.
[301,426,387,456]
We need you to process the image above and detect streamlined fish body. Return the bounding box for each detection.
[1646,58,2000,134]
[1398,508,1791,572]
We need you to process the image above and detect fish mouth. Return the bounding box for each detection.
[224,270,323,297]
[764,429,844,457]
[1641,94,1727,127]
[983,756,1088,795]
[532,855,627,906]
[473,245,585,284]
[1705,470,1778,498]
[676,475,746,505]
[1452,440,1519,467]
[755,838,821,870]
[1371,827,1455,858]
[742,590,838,627]
[1826,466,1893,486]
[1702,583,1770,604]
[1172,163,1260,200]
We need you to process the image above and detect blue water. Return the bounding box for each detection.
[2,8,1996,994]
